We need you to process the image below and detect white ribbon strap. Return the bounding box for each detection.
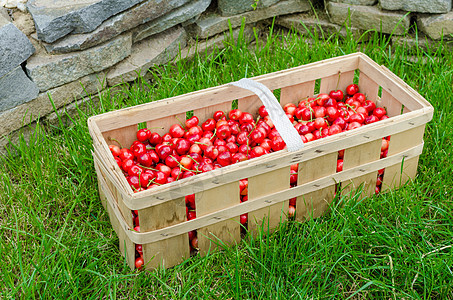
[230,78,304,152]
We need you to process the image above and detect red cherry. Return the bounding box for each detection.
[169,124,185,138]
[217,151,232,166]
[185,116,199,128]
[336,159,343,172]
[259,105,268,118]
[352,93,366,104]
[135,257,144,269]
[239,112,254,124]
[202,118,216,131]
[329,89,344,102]
[328,124,342,136]
[346,84,359,95]
[213,111,226,121]
[109,145,121,157]
[373,107,387,119]
[229,109,243,121]
[136,128,151,142]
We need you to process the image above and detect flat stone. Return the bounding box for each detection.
[327,2,410,35]
[380,0,451,13]
[0,72,105,137]
[26,0,145,43]
[180,25,255,61]
[0,66,39,112]
[218,0,281,17]
[330,0,376,5]
[189,0,311,39]
[132,0,210,43]
[107,26,187,86]
[417,11,453,40]
[26,33,131,91]
[0,122,38,157]
[43,0,189,54]
[276,12,366,39]
[0,14,35,77]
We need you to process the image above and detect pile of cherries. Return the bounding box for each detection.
[107,83,391,269]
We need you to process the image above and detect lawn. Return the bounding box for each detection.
[1,23,452,299]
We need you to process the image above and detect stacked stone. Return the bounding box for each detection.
[0,9,37,115]
[325,0,452,48]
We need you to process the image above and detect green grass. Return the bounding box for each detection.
[1,23,452,299]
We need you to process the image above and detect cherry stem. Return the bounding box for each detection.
[138,164,159,172]
[194,142,209,146]
[108,137,123,149]
[345,104,358,114]
[210,129,217,140]
[247,116,260,138]
[170,155,201,173]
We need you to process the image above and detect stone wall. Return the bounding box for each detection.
[0,0,452,152]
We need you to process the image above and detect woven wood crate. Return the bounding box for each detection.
[88,52,434,270]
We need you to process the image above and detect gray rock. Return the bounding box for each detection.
[189,0,311,39]
[132,0,211,43]
[0,66,39,113]
[26,0,145,43]
[330,0,376,5]
[417,11,453,40]
[327,2,410,35]
[380,0,451,13]
[107,26,187,86]
[43,0,190,54]
[0,15,35,78]
[218,0,281,16]
[0,72,105,137]
[276,12,365,39]
[26,33,131,91]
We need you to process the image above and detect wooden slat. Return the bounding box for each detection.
[337,70,356,92]
[196,182,241,256]
[296,152,337,221]
[139,196,188,269]
[193,101,232,124]
[296,187,335,221]
[127,109,432,209]
[381,156,420,192]
[381,125,426,192]
[125,144,424,244]
[247,167,290,235]
[238,95,261,119]
[95,159,135,269]
[142,234,190,270]
[342,139,381,199]
[379,89,404,117]
[358,72,379,102]
[387,125,426,156]
[146,113,186,136]
[102,124,138,150]
[341,172,378,199]
[319,73,339,94]
[358,54,426,110]
[92,53,360,132]
[138,197,186,232]
[280,81,316,107]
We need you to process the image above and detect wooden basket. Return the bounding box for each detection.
[88,52,433,270]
